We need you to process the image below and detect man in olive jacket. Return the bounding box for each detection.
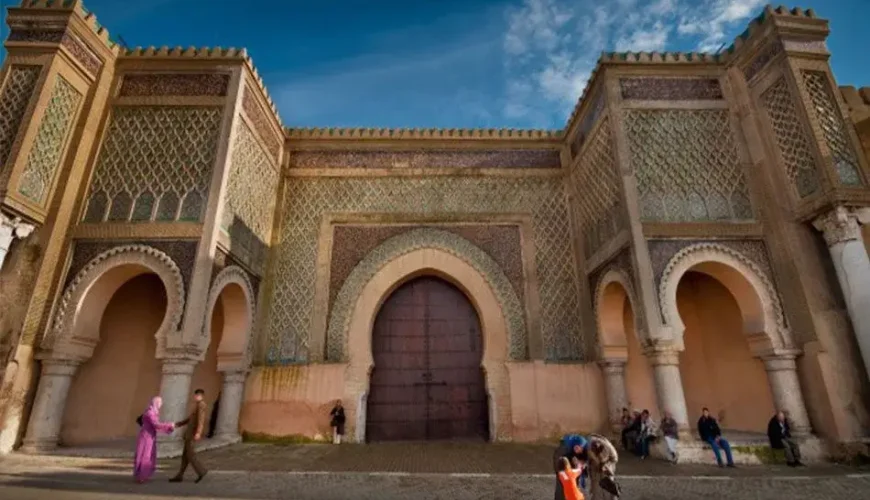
[170,388,208,483]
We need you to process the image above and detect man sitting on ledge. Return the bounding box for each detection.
[767,410,804,467]
[697,407,735,468]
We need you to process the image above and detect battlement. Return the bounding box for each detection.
[14,0,116,51]
[120,46,282,128]
[284,127,562,141]
[840,86,870,123]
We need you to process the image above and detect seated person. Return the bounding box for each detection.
[767,410,803,467]
[620,409,641,452]
[697,407,735,468]
[635,410,657,460]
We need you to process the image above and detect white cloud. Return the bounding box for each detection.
[501,0,768,126]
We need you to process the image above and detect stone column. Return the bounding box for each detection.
[813,206,870,383]
[215,370,247,439]
[0,213,35,271]
[159,359,197,440]
[645,346,690,436]
[20,359,79,452]
[598,359,628,434]
[762,351,812,436]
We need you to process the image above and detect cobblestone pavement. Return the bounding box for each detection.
[1,444,869,499]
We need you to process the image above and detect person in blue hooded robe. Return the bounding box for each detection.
[553,434,588,500]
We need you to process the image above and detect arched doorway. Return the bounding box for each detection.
[677,272,774,432]
[61,273,167,446]
[366,276,489,442]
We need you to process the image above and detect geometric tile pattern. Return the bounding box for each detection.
[567,116,623,257]
[17,75,82,205]
[265,176,584,363]
[619,78,723,100]
[759,77,820,198]
[0,66,41,174]
[288,149,561,170]
[801,70,863,186]
[625,109,754,221]
[82,106,222,223]
[222,120,279,270]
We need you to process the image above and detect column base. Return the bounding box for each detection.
[19,438,58,454]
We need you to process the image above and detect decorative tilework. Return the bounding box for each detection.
[568,117,624,258]
[222,120,279,272]
[0,66,41,172]
[265,176,583,363]
[288,149,562,169]
[242,88,282,162]
[570,91,605,157]
[328,224,524,314]
[619,78,723,100]
[325,228,529,361]
[82,106,222,223]
[8,29,64,43]
[18,75,82,205]
[60,33,102,75]
[119,73,230,97]
[759,78,820,198]
[743,42,783,82]
[801,71,863,186]
[625,109,754,222]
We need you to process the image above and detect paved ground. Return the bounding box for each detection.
[1,443,869,499]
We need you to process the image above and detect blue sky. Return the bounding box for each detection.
[1,0,867,129]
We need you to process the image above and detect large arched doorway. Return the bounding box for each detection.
[60,273,166,446]
[677,271,775,432]
[366,276,489,442]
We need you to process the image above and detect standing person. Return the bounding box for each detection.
[170,389,208,483]
[636,410,657,460]
[660,411,679,464]
[767,410,803,467]
[586,434,621,498]
[133,396,175,484]
[207,392,220,439]
[697,407,735,468]
[329,400,346,445]
[552,434,587,500]
[557,457,585,500]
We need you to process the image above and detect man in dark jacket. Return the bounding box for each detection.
[767,410,803,466]
[697,407,735,467]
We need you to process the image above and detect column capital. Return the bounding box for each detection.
[40,359,80,376]
[761,350,800,372]
[0,212,36,239]
[813,206,862,246]
[161,359,198,375]
[643,342,682,366]
[221,370,248,383]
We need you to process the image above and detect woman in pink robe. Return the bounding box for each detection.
[133,396,175,483]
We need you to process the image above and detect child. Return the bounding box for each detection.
[329,400,345,444]
[558,457,585,500]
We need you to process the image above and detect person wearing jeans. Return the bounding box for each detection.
[635,410,657,460]
[697,407,735,468]
[660,411,679,464]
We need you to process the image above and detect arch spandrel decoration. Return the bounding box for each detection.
[657,242,794,353]
[202,265,256,368]
[326,228,529,361]
[42,244,186,360]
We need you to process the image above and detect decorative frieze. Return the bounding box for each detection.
[743,41,783,82]
[570,91,605,156]
[241,87,282,163]
[619,78,723,101]
[119,73,230,97]
[288,148,562,170]
[8,29,102,75]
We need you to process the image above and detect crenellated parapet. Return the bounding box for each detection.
[284,127,561,141]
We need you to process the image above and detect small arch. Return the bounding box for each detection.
[593,268,639,354]
[342,247,512,443]
[203,265,256,371]
[42,245,185,361]
[658,242,792,355]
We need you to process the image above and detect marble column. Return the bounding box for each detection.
[598,359,628,434]
[215,370,247,439]
[21,359,79,452]
[645,346,690,436]
[159,359,196,441]
[762,351,812,436]
[813,206,870,383]
[0,213,35,271]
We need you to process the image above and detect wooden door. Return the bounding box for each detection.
[366,276,489,442]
